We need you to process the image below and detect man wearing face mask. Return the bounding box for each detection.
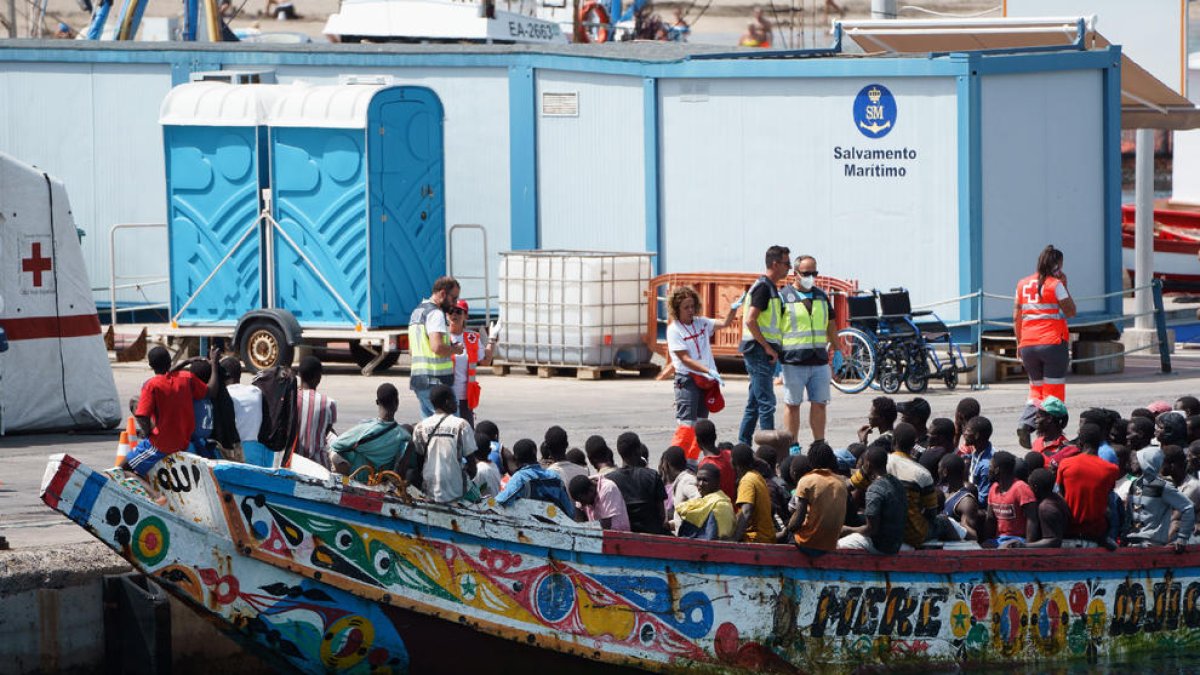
[407,276,464,418]
[778,255,842,444]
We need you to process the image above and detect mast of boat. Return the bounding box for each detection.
[1134,130,1155,333]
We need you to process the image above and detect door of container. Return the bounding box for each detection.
[368,87,445,326]
[269,126,370,328]
[165,125,262,324]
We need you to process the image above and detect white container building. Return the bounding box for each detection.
[0,28,1188,340]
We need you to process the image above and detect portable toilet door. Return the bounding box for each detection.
[267,84,445,329]
[160,82,276,325]
[368,87,445,327]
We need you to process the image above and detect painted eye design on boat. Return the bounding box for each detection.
[336,530,355,551]
[373,548,393,575]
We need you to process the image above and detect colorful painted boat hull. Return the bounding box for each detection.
[41,452,1200,672]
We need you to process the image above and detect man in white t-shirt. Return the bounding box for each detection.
[413,385,477,503]
[665,285,739,426]
[220,356,269,466]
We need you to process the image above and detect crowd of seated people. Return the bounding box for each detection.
[123,348,1200,554]
[473,393,1200,554]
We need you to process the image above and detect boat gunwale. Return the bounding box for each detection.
[212,457,1200,577]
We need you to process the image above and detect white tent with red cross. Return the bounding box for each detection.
[0,151,120,434]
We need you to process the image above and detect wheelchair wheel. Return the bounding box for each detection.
[877,346,903,395]
[904,346,929,394]
[832,328,876,394]
[944,366,959,390]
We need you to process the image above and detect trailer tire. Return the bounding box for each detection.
[350,341,399,374]
[240,320,293,373]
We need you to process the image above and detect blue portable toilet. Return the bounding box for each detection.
[160,82,280,325]
[267,84,445,329]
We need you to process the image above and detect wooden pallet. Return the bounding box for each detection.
[987,346,1026,382]
[490,362,659,380]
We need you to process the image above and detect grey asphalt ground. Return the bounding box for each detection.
[4,352,1200,551]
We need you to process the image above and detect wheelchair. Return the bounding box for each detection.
[831,288,975,395]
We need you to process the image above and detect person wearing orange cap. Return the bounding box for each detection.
[1014,245,1076,445]
[447,299,495,428]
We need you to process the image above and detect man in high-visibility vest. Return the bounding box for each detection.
[738,245,789,445]
[778,255,842,444]
[447,299,495,428]
[408,276,462,418]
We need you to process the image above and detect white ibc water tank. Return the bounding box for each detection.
[497,250,653,367]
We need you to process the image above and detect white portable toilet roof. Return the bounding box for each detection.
[159,82,284,126]
[268,84,389,129]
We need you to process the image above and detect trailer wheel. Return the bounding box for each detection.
[350,340,399,374]
[240,321,293,373]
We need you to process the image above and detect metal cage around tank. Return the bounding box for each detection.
[496,250,654,369]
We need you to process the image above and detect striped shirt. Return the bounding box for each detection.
[295,389,337,468]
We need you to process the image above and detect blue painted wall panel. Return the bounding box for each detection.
[270,127,371,327]
[164,125,261,324]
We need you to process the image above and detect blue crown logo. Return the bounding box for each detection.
[853,83,897,139]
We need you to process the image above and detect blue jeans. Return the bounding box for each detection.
[739,345,776,444]
[412,386,435,418]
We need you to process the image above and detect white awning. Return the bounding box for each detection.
[838,17,1200,130]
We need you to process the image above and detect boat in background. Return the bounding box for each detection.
[1121,203,1200,292]
[41,450,1200,671]
[324,0,569,44]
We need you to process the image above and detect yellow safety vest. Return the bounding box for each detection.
[739,276,783,353]
[779,285,830,365]
[408,300,454,384]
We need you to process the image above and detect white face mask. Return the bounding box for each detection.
[799,276,816,291]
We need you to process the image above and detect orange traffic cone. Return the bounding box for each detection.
[114,431,131,468]
[125,416,137,438]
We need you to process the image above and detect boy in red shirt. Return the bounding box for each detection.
[985,451,1037,546]
[126,346,210,478]
[1056,423,1120,547]
[695,419,737,499]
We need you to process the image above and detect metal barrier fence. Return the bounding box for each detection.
[108,223,169,327]
[910,279,1172,390]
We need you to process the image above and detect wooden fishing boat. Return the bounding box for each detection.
[1121,204,1200,291]
[41,451,1200,672]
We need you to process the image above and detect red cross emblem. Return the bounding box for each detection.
[22,241,52,287]
[1020,279,1040,304]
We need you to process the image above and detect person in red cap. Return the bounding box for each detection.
[447,299,495,427]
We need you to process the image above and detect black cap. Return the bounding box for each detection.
[897,397,932,421]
